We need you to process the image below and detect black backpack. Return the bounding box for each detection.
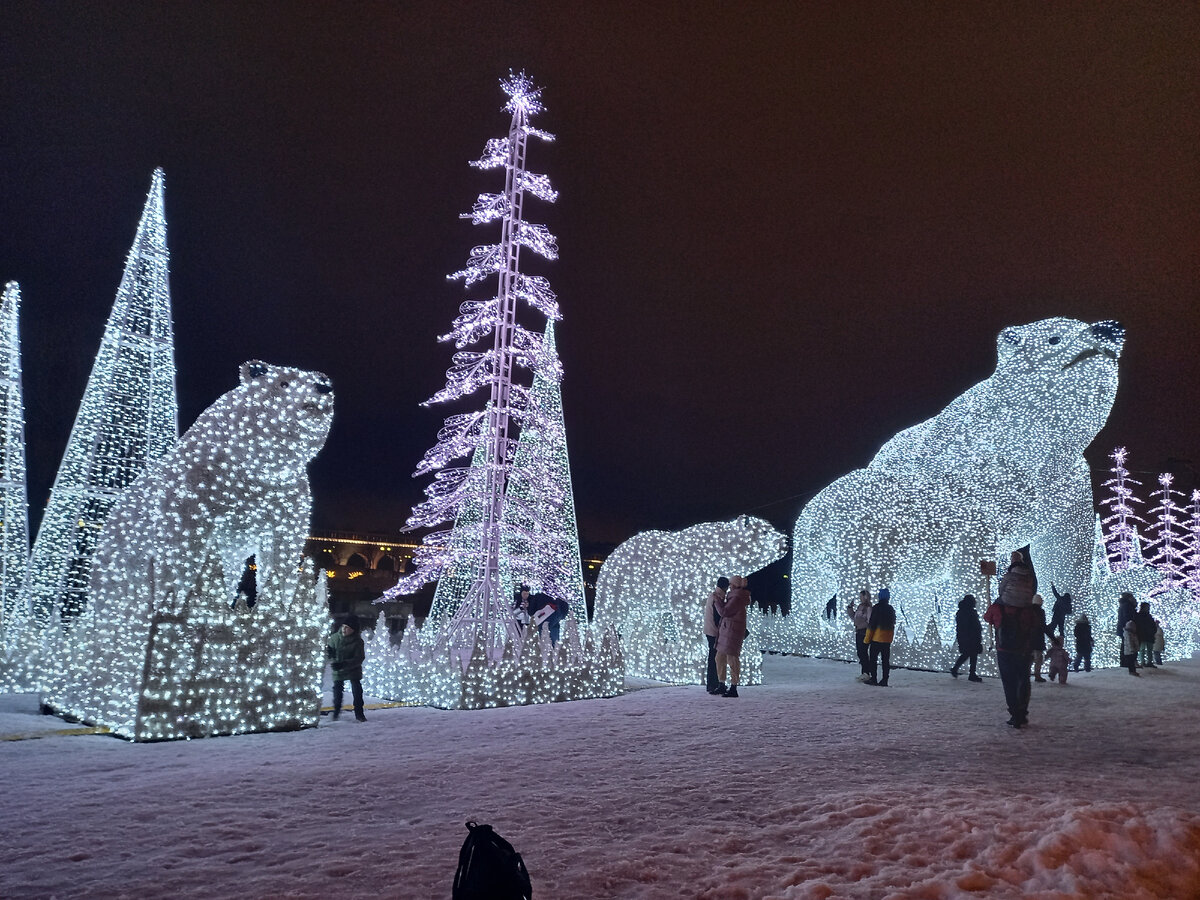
[453,820,532,900]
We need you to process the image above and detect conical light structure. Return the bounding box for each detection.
[24,169,178,627]
[501,319,586,625]
[0,282,29,626]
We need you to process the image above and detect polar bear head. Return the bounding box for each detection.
[993,317,1122,448]
[225,361,334,482]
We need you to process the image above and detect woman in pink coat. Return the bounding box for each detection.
[713,575,753,697]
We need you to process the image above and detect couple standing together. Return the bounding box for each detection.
[703,576,753,697]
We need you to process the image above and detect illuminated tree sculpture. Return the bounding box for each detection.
[1185,490,1200,598]
[1146,473,1188,597]
[23,169,178,628]
[0,282,29,626]
[382,72,562,657]
[1100,446,1146,573]
[501,320,587,626]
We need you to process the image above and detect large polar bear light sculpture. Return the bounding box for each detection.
[48,362,334,740]
[594,516,788,684]
[782,318,1124,668]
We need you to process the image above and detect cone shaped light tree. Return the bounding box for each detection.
[382,73,566,656]
[23,169,178,627]
[0,282,29,626]
[500,320,587,624]
[1146,472,1188,596]
[1100,447,1146,573]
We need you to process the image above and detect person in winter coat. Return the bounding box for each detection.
[703,577,729,694]
[1031,595,1048,682]
[864,588,896,686]
[327,615,367,722]
[997,550,1036,608]
[1116,593,1137,669]
[1072,614,1094,672]
[713,575,753,697]
[1046,634,1070,684]
[1048,584,1073,638]
[950,594,984,681]
[983,568,1041,728]
[846,589,873,681]
[1153,620,1165,666]
[1122,618,1140,676]
[1135,601,1157,668]
[528,593,570,645]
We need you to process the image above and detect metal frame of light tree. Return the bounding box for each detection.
[21,169,178,630]
[383,73,561,658]
[0,282,29,626]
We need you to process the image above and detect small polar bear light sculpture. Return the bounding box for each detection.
[48,361,334,740]
[594,516,788,684]
[782,317,1125,668]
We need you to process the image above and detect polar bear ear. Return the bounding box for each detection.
[240,360,271,384]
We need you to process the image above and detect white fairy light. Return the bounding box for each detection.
[1147,472,1188,596]
[21,169,178,634]
[0,282,29,628]
[593,516,788,684]
[773,317,1130,672]
[44,362,334,740]
[1100,447,1146,573]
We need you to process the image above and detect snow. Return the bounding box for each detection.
[2,654,1199,898]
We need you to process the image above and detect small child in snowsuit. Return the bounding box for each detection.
[1153,620,1165,666]
[1046,634,1070,684]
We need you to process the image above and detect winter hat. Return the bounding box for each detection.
[340,614,360,632]
[717,576,730,590]
[877,588,890,603]
[1032,594,1043,607]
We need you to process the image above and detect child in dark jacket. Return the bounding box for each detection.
[1046,634,1070,684]
[327,615,367,722]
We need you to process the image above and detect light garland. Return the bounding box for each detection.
[0,282,29,630]
[45,362,334,740]
[774,318,1133,672]
[20,169,178,637]
[593,516,788,684]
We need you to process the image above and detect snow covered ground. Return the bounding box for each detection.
[2,653,1198,899]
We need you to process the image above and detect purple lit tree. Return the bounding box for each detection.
[1185,490,1200,598]
[1100,447,1146,573]
[382,72,563,656]
[1145,472,1188,597]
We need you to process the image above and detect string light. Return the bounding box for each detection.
[593,517,787,684]
[46,362,334,740]
[0,282,29,629]
[772,318,1130,672]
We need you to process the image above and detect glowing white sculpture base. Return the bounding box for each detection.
[361,618,623,710]
[593,516,788,684]
[42,362,333,740]
[48,569,327,740]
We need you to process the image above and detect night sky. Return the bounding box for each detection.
[3,4,1198,557]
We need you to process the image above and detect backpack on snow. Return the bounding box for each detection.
[453,820,532,900]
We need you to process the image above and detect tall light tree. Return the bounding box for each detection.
[0,282,29,626]
[23,169,178,627]
[1146,472,1188,596]
[1100,447,1146,573]
[382,73,563,655]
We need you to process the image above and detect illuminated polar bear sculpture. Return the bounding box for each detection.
[49,362,334,740]
[787,318,1124,667]
[594,516,788,684]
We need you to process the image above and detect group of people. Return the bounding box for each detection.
[703,575,754,697]
[835,551,1171,730]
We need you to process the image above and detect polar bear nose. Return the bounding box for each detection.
[1090,320,1124,346]
[315,381,333,394]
